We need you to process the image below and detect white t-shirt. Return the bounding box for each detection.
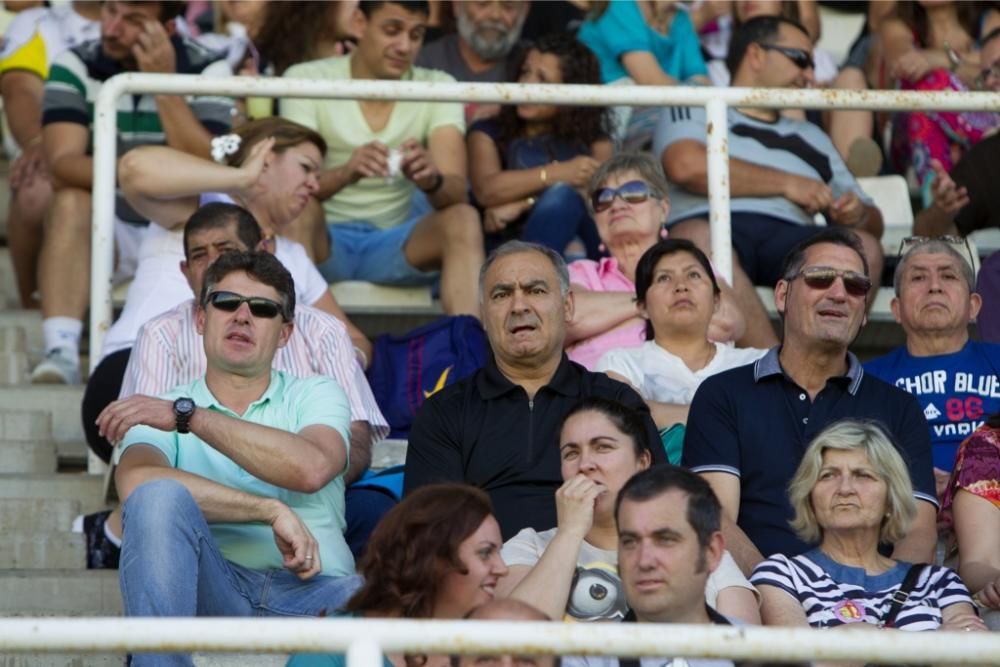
[100,212,329,360]
[502,527,758,622]
[596,341,768,404]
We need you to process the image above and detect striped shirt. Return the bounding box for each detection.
[42,36,233,222]
[119,300,388,447]
[750,550,973,630]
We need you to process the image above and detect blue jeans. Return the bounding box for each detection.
[488,183,602,259]
[120,479,362,667]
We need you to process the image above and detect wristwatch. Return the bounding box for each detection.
[173,397,196,434]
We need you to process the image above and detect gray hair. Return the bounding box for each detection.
[893,239,975,297]
[587,152,670,214]
[788,420,917,545]
[478,240,570,303]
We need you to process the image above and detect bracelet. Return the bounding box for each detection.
[944,41,962,72]
[540,167,548,185]
[353,345,369,369]
[421,171,444,194]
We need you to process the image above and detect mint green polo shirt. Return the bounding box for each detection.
[117,370,354,576]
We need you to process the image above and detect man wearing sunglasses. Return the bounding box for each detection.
[866,239,1000,490]
[683,228,937,575]
[655,15,884,319]
[97,251,361,653]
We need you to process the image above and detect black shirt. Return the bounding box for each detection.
[404,354,665,538]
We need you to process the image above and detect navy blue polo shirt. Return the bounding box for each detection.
[682,347,937,560]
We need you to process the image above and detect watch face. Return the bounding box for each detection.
[175,398,195,415]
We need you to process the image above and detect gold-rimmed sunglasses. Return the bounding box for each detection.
[897,235,976,275]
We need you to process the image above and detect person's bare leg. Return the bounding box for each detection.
[279,197,328,264]
[827,68,879,175]
[38,188,92,321]
[670,218,778,348]
[7,175,52,308]
[404,203,484,316]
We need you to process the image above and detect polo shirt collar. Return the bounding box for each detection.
[753,345,864,395]
[478,353,582,400]
[189,370,282,414]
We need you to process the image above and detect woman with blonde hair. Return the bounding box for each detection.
[751,419,983,632]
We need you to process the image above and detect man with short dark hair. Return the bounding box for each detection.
[31,0,233,385]
[282,0,483,316]
[564,465,737,667]
[866,238,1000,483]
[404,240,665,538]
[103,251,359,665]
[656,15,885,340]
[683,228,937,574]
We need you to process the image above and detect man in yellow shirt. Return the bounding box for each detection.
[281,1,483,316]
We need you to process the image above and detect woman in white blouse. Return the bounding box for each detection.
[597,239,767,441]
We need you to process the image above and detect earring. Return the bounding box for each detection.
[598,243,606,254]
[660,226,668,239]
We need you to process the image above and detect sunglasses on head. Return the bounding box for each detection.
[789,266,871,298]
[206,290,287,320]
[898,235,975,272]
[591,180,655,213]
[759,43,815,71]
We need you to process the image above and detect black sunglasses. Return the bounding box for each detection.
[591,180,656,213]
[206,290,287,320]
[759,44,815,71]
[788,266,871,298]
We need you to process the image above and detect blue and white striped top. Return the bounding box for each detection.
[750,549,973,630]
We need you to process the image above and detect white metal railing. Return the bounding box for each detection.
[2,617,1000,664]
[90,74,1000,374]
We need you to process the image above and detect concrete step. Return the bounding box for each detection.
[0,475,107,514]
[0,439,56,474]
[0,532,86,570]
[0,313,41,355]
[0,570,121,616]
[0,387,84,448]
[0,655,125,667]
[0,499,80,532]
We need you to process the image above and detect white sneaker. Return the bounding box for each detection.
[30,348,81,385]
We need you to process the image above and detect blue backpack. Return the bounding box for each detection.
[365,315,488,438]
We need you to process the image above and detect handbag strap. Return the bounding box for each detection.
[881,564,925,629]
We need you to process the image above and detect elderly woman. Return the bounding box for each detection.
[942,413,1000,611]
[566,154,773,370]
[596,239,767,439]
[498,397,760,624]
[752,420,983,632]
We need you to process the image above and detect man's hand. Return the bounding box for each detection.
[828,191,868,227]
[343,141,389,183]
[400,137,440,191]
[929,158,969,216]
[555,474,604,539]
[552,155,600,189]
[133,20,177,74]
[270,502,322,580]
[782,174,833,214]
[10,141,47,190]
[96,395,177,444]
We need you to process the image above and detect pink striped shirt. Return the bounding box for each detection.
[119,300,389,445]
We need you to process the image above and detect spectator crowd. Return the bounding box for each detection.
[3,1,1000,665]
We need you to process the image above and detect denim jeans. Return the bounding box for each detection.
[486,183,602,260]
[120,479,362,667]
